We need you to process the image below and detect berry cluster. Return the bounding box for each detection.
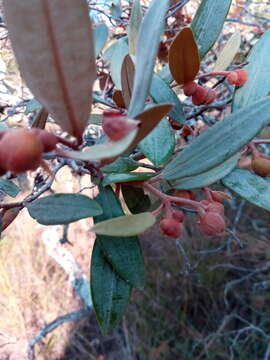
[102,109,139,141]
[183,81,218,106]
[159,189,226,238]
[226,69,248,87]
[0,128,58,174]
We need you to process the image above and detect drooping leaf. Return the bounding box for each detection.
[27,193,102,225]
[93,212,156,237]
[94,23,109,57]
[101,157,138,173]
[59,128,138,162]
[121,55,135,108]
[122,185,151,214]
[168,27,200,85]
[223,168,270,211]
[112,90,126,108]
[3,0,96,140]
[214,31,241,71]
[1,207,21,232]
[139,118,175,166]
[94,186,145,287]
[128,0,142,56]
[91,241,131,335]
[0,179,20,198]
[105,37,129,89]
[169,154,239,189]
[162,97,270,181]
[103,172,154,186]
[191,0,232,58]
[128,0,170,117]
[150,74,185,124]
[128,103,173,151]
[233,29,270,111]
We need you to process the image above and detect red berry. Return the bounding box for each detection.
[204,89,218,105]
[251,156,270,177]
[198,211,225,236]
[234,69,248,86]
[174,189,196,200]
[169,118,183,130]
[200,200,224,216]
[192,85,208,105]
[227,71,238,85]
[0,129,44,173]
[103,109,124,117]
[172,209,185,222]
[31,129,58,152]
[160,217,183,238]
[183,81,197,96]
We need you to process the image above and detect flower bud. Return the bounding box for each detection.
[183,81,197,96]
[211,190,232,203]
[234,69,248,86]
[192,85,208,105]
[198,211,225,236]
[227,71,238,85]
[251,156,270,177]
[172,209,185,222]
[174,189,196,200]
[205,89,218,105]
[160,217,183,238]
[200,200,224,216]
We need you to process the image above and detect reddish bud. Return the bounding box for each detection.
[160,217,183,238]
[226,71,238,85]
[198,211,226,236]
[158,41,169,63]
[183,81,197,96]
[181,125,193,137]
[174,189,196,200]
[251,156,270,177]
[0,129,44,173]
[31,129,58,152]
[172,209,185,222]
[102,112,139,141]
[211,190,232,202]
[200,200,224,216]
[234,69,248,86]
[204,89,218,105]
[169,118,183,130]
[192,85,208,105]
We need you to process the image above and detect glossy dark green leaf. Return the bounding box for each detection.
[122,185,151,214]
[233,30,270,111]
[128,0,170,117]
[27,193,102,225]
[103,172,154,186]
[94,23,109,57]
[94,186,145,287]
[139,118,175,166]
[163,97,270,181]
[191,0,232,58]
[101,157,138,173]
[91,240,131,335]
[223,168,270,211]
[0,179,20,198]
[128,0,142,56]
[150,74,185,124]
[170,154,239,189]
[105,37,129,89]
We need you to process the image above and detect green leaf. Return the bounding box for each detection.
[101,157,138,173]
[91,240,131,335]
[128,0,170,117]
[150,74,185,124]
[233,29,270,111]
[103,172,154,186]
[223,168,270,211]
[105,37,129,89]
[162,97,270,181]
[128,0,142,56]
[94,23,109,57]
[158,64,173,84]
[93,212,156,237]
[60,128,138,161]
[94,186,145,287]
[139,118,175,166]
[214,31,241,72]
[191,0,232,58]
[170,154,239,189]
[122,185,151,214]
[0,179,20,198]
[27,193,102,225]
